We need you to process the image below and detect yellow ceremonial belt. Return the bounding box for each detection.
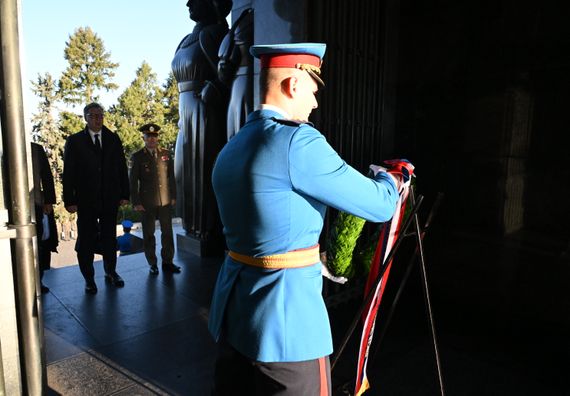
[228,245,320,269]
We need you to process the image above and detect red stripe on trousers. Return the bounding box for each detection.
[319,357,328,396]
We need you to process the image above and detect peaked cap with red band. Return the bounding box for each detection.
[250,43,327,86]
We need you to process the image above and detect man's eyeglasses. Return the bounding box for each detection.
[86,113,104,119]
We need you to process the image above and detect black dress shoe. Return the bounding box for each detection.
[149,265,159,275]
[85,281,98,294]
[104,273,125,287]
[162,263,181,273]
[41,284,50,294]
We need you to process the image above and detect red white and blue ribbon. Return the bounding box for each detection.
[354,164,413,396]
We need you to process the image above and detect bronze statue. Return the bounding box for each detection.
[218,8,254,140]
[171,0,232,249]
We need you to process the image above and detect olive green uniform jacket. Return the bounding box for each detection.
[130,147,176,208]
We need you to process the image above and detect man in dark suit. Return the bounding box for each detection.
[129,123,180,275]
[62,102,130,294]
[31,142,58,293]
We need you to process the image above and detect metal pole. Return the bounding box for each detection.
[411,191,446,396]
[369,192,444,364]
[0,0,45,394]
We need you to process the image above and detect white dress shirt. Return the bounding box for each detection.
[88,129,102,147]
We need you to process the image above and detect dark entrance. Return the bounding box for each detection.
[306,0,570,394]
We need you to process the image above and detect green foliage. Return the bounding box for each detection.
[58,111,84,137]
[356,225,381,274]
[58,26,119,104]
[31,72,62,168]
[117,204,143,223]
[108,61,175,158]
[354,179,418,275]
[106,109,143,159]
[160,72,180,152]
[163,72,179,122]
[31,73,67,223]
[326,212,367,278]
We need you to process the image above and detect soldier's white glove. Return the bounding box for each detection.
[321,262,348,284]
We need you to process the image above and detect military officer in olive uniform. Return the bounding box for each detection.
[130,123,180,275]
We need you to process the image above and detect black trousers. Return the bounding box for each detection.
[212,341,331,396]
[76,208,118,281]
[38,242,52,270]
[38,241,51,281]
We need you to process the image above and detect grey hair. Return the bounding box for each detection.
[83,102,104,116]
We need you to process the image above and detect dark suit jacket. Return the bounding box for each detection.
[63,126,129,212]
[31,142,56,206]
[129,147,176,208]
[31,142,58,262]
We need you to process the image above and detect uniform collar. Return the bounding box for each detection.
[247,108,288,123]
[258,104,290,119]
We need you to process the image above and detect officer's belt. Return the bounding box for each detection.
[228,245,320,269]
[178,81,205,93]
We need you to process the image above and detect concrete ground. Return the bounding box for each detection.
[43,219,221,395]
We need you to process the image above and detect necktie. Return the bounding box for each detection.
[94,134,101,150]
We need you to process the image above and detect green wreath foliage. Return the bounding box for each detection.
[325,212,366,278]
[325,178,417,280]
[357,225,381,274]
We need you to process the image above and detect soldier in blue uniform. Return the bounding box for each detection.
[209,43,404,395]
[116,220,144,256]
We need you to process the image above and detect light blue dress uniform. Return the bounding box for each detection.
[209,108,399,363]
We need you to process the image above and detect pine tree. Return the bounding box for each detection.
[108,61,165,157]
[58,26,119,105]
[160,71,180,152]
[30,73,68,224]
[31,73,61,160]
[58,111,84,138]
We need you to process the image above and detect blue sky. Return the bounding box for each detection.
[21,0,195,120]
